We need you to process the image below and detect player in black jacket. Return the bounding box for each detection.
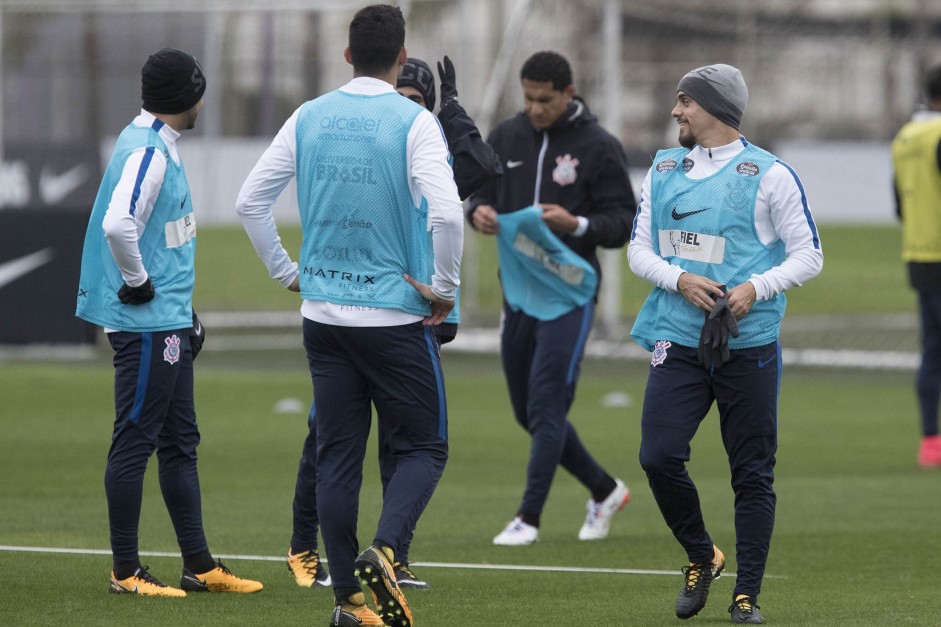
[287,55,502,590]
[467,50,636,546]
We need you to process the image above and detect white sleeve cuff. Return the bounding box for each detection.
[573,216,589,237]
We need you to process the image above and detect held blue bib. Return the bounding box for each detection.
[496,206,598,321]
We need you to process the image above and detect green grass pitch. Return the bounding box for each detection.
[1,224,934,624]
[1,353,937,626]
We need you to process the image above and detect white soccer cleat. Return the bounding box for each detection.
[578,478,630,541]
[492,516,539,546]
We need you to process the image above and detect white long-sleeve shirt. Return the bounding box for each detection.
[628,138,823,300]
[236,77,464,326]
[102,110,181,288]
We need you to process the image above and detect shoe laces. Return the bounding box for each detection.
[509,518,529,532]
[213,560,233,576]
[729,595,760,615]
[135,565,166,587]
[681,564,709,592]
[297,550,321,576]
[585,502,603,525]
[393,562,416,579]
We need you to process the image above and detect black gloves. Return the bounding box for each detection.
[190,310,205,359]
[697,291,739,369]
[437,55,458,106]
[117,277,155,305]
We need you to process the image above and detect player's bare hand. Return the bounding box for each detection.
[287,276,301,292]
[403,273,455,325]
[726,281,756,319]
[539,203,578,234]
[472,204,499,235]
[677,272,726,311]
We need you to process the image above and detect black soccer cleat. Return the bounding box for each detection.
[393,562,429,590]
[729,594,764,624]
[675,545,725,619]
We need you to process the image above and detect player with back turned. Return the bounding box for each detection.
[236,5,463,626]
[284,53,501,593]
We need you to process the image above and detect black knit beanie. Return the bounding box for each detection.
[397,58,436,112]
[141,48,207,115]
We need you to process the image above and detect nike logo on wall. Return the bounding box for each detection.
[39,163,91,205]
[506,160,524,169]
[0,248,55,290]
[671,207,708,220]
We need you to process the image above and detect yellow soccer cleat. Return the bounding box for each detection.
[180,560,264,593]
[287,548,332,587]
[353,546,412,627]
[109,566,187,597]
[330,591,386,627]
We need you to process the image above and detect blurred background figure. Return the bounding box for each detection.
[892,62,941,469]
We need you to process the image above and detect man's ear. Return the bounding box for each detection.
[344,46,352,65]
[563,84,576,101]
[398,47,407,67]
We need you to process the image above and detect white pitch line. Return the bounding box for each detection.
[0,544,748,578]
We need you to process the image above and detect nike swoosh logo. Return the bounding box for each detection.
[181,573,208,590]
[671,207,708,220]
[758,356,776,368]
[0,248,55,290]
[192,321,202,335]
[39,163,91,205]
[111,579,139,593]
[506,160,524,168]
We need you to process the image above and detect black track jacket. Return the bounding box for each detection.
[439,99,503,200]
[467,97,636,287]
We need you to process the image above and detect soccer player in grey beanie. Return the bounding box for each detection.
[628,64,823,623]
[77,47,262,596]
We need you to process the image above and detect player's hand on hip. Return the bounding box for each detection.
[726,281,757,319]
[472,204,499,235]
[539,203,577,233]
[287,276,300,292]
[117,277,155,305]
[403,273,455,325]
[677,272,725,312]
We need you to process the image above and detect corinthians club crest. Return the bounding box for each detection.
[164,334,181,364]
[552,153,579,186]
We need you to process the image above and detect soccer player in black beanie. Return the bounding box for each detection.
[78,46,262,597]
[141,47,207,127]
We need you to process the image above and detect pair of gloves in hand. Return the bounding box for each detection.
[697,288,739,369]
[117,278,205,358]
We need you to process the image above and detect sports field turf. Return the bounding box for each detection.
[1,352,936,626]
[2,224,935,625]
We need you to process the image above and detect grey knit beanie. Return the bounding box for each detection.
[677,64,748,130]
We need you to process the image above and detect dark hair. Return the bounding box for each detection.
[348,4,405,75]
[926,64,941,102]
[520,51,573,92]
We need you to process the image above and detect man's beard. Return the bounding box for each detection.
[679,129,695,148]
